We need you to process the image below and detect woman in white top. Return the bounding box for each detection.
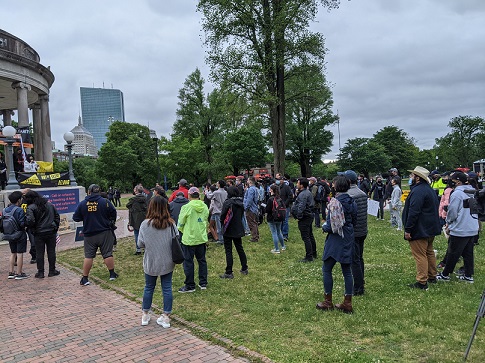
[138,196,178,328]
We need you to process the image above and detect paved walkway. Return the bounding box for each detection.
[0,208,254,363]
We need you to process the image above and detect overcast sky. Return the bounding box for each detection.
[3,0,484,161]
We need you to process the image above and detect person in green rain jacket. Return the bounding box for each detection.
[177,187,209,293]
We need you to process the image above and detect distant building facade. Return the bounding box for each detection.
[80,87,125,149]
[66,116,97,157]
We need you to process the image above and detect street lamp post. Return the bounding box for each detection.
[435,155,439,171]
[3,125,20,190]
[63,131,77,186]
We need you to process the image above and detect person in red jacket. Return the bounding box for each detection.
[168,179,189,202]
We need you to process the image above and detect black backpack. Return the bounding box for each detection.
[272,198,286,222]
[464,188,485,221]
[1,206,25,241]
[314,184,324,203]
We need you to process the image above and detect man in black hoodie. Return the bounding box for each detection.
[73,184,118,285]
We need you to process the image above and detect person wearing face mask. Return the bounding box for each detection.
[436,172,479,283]
[402,166,441,290]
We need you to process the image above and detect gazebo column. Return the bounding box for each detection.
[32,103,43,161]
[39,95,53,162]
[2,110,14,126]
[12,82,31,128]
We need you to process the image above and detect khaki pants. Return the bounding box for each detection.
[409,237,437,284]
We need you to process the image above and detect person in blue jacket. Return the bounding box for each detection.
[316,175,357,314]
[73,184,118,285]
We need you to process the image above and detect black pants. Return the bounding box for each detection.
[352,235,367,293]
[321,202,328,221]
[35,233,57,273]
[298,216,316,260]
[442,235,476,277]
[223,236,248,274]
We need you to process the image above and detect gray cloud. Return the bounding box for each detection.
[2,0,484,163]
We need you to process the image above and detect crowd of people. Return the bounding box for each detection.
[4,165,481,327]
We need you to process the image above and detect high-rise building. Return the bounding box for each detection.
[80,87,125,149]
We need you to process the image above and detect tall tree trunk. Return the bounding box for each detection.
[273,0,286,176]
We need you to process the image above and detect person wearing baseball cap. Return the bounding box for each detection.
[73,184,118,285]
[436,172,479,283]
[402,166,441,290]
[168,178,190,202]
[177,186,209,292]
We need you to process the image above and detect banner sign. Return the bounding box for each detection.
[0,128,33,148]
[39,188,80,214]
[17,172,70,188]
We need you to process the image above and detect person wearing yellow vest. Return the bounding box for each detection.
[430,170,447,199]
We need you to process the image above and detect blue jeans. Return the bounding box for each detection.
[281,208,290,238]
[181,243,208,289]
[211,213,223,242]
[134,229,141,252]
[313,208,321,227]
[323,257,353,295]
[268,221,285,251]
[242,212,250,233]
[142,272,173,314]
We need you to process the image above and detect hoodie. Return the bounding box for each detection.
[446,184,480,237]
[169,195,189,224]
[177,199,209,246]
[73,194,117,237]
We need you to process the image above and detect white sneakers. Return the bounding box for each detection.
[141,312,151,326]
[141,311,170,327]
[157,314,171,328]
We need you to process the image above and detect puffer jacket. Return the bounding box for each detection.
[291,188,314,220]
[346,185,368,237]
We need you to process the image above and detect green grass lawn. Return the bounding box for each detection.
[57,212,485,362]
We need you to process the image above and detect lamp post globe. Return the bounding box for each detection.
[3,125,16,137]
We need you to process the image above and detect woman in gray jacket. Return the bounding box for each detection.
[138,196,177,328]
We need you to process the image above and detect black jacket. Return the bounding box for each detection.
[170,196,189,224]
[279,182,293,207]
[26,202,60,236]
[402,181,441,240]
[220,197,245,238]
[126,194,148,230]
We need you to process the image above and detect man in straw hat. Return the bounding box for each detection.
[402,166,442,290]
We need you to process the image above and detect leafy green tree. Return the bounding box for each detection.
[337,137,391,177]
[173,69,225,182]
[434,115,485,168]
[224,124,268,175]
[96,121,158,190]
[372,126,417,172]
[197,0,340,175]
[285,64,337,176]
[73,157,98,189]
[159,135,207,187]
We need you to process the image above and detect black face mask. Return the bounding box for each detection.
[449,180,457,188]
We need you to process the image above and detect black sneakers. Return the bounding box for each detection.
[80,276,90,286]
[48,270,60,277]
[408,281,429,290]
[220,273,234,279]
[109,272,119,281]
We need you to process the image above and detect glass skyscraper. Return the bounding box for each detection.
[80,87,125,149]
